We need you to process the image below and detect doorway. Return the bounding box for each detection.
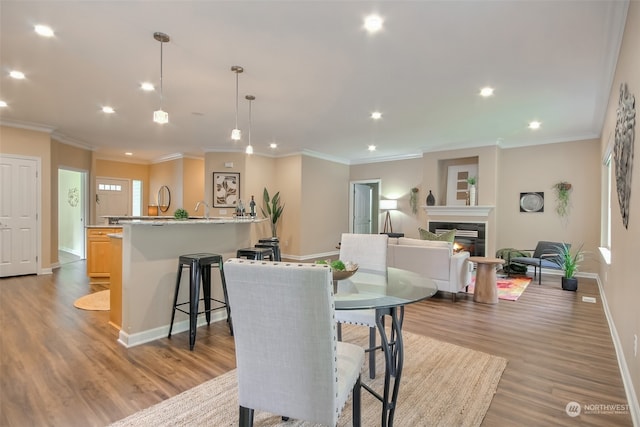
[349,179,380,234]
[58,168,87,264]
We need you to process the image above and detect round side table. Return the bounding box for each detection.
[468,256,506,304]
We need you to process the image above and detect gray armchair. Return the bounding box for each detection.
[224,259,364,427]
[509,241,568,285]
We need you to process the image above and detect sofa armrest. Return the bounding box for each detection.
[450,251,472,291]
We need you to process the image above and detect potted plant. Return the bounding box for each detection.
[409,187,419,214]
[261,188,285,237]
[553,182,572,218]
[555,242,584,291]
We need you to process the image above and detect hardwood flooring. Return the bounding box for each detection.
[0,262,633,426]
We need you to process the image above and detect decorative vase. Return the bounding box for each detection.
[469,185,477,206]
[426,190,435,206]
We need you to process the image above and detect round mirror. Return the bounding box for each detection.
[158,185,171,213]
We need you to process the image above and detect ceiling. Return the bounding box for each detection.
[0,1,629,164]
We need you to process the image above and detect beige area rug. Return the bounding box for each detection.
[110,327,507,427]
[73,289,110,311]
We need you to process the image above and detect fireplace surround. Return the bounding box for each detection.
[428,221,486,257]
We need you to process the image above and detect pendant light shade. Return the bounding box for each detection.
[231,66,244,140]
[245,95,255,155]
[153,32,170,124]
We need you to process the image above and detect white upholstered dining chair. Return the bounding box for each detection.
[224,259,364,427]
[335,233,389,379]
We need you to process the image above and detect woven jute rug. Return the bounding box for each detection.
[73,289,110,311]
[111,326,507,426]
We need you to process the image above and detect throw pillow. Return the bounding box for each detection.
[418,227,457,243]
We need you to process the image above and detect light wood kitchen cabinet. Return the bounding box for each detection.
[109,235,122,329]
[86,227,121,283]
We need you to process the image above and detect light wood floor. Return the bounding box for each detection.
[0,262,633,426]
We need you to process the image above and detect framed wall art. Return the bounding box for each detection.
[213,172,240,207]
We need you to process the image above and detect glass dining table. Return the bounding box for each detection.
[334,267,438,427]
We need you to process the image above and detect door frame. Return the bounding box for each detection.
[58,167,88,259]
[0,154,41,275]
[348,179,381,234]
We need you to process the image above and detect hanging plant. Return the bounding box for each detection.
[409,187,419,214]
[553,182,572,218]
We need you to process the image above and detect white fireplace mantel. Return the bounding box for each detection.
[422,205,494,217]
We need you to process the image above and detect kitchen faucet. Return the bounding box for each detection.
[194,200,210,219]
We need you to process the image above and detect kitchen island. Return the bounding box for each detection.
[115,217,266,347]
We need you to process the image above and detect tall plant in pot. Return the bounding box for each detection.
[261,188,284,238]
[555,242,584,291]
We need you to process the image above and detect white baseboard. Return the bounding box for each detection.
[117,311,228,348]
[596,275,640,426]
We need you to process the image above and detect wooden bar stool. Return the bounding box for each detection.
[236,247,274,260]
[168,253,232,350]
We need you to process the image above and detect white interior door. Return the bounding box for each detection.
[353,184,373,234]
[0,155,39,277]
[96,177,130,221]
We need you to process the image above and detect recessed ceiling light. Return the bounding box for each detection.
[141,82,155,91]
[125,152,133,156]
[528,121,541,130]
[371,111,382,120]
[0,101,7,108]
[368,145,376,151]
[34,25,54,37]
[364,14,383,33]
[480,87,494,97]
[9,70,25,79]
[270,143,278,149]
[102,106,115,114]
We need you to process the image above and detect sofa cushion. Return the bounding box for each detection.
[397,237,452,250]
[418,228,457,243]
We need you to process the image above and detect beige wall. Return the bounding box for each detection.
[182,157,204,216]
[300,155,349,255]
[150,159,181,214]
[598,0,640,407]
[275,155,302,254]
[350,157,424,238]
[497,139,601,273]
[52,140,92,263]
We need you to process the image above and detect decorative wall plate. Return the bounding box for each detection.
[520,192,544,212]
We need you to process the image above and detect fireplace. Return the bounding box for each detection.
[428,221,486,257]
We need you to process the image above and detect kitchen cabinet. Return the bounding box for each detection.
[86,227,121,283]
[109,235,122,329]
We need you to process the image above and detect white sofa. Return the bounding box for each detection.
[387,237,473,300]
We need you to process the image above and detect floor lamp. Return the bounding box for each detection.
[380,199,397,234]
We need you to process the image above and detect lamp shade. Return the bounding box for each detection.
[380,199,397,210]
[147,205,159,216]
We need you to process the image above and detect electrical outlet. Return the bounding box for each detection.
[582,296,596,303]
[634,334,638,357]
[219,209,227,215]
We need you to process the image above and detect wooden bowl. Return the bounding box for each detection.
[333,267,358,281]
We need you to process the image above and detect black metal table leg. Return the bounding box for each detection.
[358,306,404,427]
[189,259,201,350]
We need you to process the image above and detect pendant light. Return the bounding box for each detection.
[153,32,170,124]
[245,95,255,154]
[231,66,244,140]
